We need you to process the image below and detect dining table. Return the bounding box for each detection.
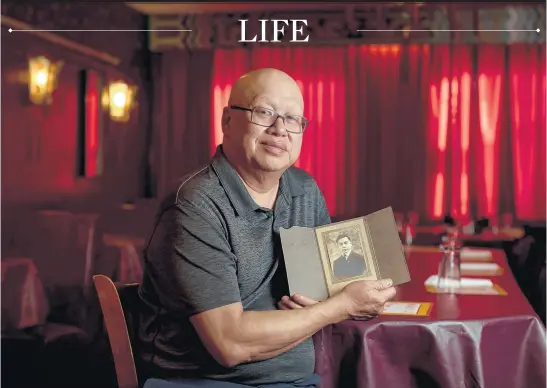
[1,257,49,332]
[411,225,524,247]
[102,233,145,283]
[313,246,546,388]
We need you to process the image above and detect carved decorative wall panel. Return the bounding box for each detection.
[148,4,545,51]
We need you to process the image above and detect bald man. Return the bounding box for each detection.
[138,68,396,388]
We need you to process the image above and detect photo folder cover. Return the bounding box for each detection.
[280,207,411,301]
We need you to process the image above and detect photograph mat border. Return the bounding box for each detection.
[315,217,378,296]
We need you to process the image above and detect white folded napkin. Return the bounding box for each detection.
[460,247,492,259]
[461,262,500,271]
[425,275,493,288]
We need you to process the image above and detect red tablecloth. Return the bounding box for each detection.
[314,248,546,388]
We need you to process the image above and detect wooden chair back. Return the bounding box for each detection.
[93,274,140,388]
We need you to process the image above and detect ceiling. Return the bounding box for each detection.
[125,2,348,15]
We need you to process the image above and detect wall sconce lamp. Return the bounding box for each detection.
[101,81,137,123]
[28,56,63,105]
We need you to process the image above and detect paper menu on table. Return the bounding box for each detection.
[380,302,432,316]
[460,262,500,271]
[383,302,420,315]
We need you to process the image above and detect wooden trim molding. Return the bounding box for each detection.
[1,15,121,66]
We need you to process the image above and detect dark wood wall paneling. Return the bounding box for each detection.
[1,2,151,208]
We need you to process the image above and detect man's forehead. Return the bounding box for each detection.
[231,70,303,107]
[252,94,303,111]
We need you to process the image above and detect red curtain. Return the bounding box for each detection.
[427,45,451,220]
[474,45,505,220]
[211,49,251,156]
[427,44,504,222]
[347,45,430,218]
[211,44,546,221]
[427,44,546,222]
[508,44,546,221]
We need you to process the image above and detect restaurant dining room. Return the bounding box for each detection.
[1,1,546,388]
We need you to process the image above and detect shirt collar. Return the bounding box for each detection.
[211,145,307,216]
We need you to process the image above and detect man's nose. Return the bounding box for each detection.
[266,116,288,137]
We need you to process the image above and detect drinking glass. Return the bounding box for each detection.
[437,247,461,292]
[394,212,404,233]
[501,213,514,229]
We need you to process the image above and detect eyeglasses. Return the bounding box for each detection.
[230,105,309,134]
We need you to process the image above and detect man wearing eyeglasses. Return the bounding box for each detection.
[139,68,396,388]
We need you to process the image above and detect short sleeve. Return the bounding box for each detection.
[145,200,241,316]
[315,185,332,227]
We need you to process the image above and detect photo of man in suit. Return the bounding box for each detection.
[332,233,368,280]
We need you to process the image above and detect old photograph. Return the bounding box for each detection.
[330,231,369,281]
[315,218,378,296]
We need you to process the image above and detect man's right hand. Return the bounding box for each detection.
[336,278,396,320]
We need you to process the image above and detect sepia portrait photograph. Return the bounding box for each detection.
[315,218,378,296]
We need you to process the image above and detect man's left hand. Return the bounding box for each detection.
[278,294,318,310]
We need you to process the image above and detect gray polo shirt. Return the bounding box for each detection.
[137,146,331,386]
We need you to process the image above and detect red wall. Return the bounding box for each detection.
[1,3,149,208]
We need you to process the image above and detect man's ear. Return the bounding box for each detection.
[221,106,231,134]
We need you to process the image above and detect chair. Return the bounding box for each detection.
[93,274,140,388]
